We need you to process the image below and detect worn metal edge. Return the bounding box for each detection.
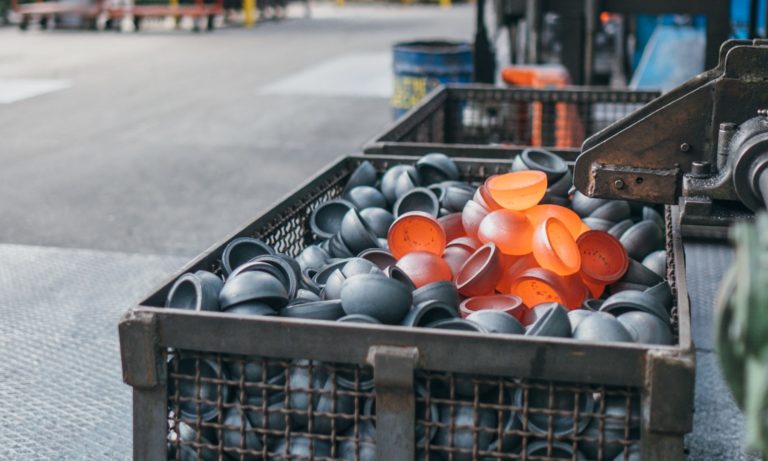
[124,306,666,387]
[363,142,581,161]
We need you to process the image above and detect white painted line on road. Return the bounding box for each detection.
[0,78,71,104]
[260,52,392,98]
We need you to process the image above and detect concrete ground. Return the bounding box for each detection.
[0,3,756,459]
[0,4,473,257]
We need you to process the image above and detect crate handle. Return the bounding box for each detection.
[367,345,420,461]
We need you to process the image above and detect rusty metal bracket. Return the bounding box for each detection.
[367,345,420,461]
[589,164,680,203]
[119,308,163,389]
[575,40,768,228]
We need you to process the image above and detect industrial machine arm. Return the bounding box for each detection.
[575,40,768,227]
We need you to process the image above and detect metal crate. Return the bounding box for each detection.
[364,85,660,159]
[120,154,693,461]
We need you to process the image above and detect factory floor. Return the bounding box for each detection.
[0,3,757,459]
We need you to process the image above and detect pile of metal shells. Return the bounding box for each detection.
[163,152,659,460]
[165,152,674,346]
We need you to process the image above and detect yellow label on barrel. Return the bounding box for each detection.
[392,76,439,110]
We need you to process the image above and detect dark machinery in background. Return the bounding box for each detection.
[489,0,733,86]
[474,0,496,84]
[574,40,768,234]
[492,0,525,64]
[0,0,9,24]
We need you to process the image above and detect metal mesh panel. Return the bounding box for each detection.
[416,372,640,461]
[257,171,348,257]
[167,350,376,461]
[166,349,641,461]
[378,87,657,150]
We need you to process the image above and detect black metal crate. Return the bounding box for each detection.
[364,85,660,159]
[120,154,692,461]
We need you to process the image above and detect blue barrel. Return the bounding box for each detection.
[391,40,474,119]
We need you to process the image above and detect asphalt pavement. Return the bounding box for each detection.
[0,3,471,256]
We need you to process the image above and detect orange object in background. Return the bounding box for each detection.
[576,230,629,285]
[501,64,585,149]
[501,65,568,87]
[477,209,534,255]
[388,212,446,260]
[532,218,581,276]
[396,251,453,288]
[486,171,547,211]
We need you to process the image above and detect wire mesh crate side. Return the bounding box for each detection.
[415,372,641,461]
[441,88,657,149]
[376,86,450,144]
[167,350,377,461]
[366,85,660,153]
[151,317,661,460]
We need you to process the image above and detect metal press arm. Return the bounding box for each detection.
[575,40,768,225]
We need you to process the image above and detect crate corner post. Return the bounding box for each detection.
[641,348,696,460]
[119,309,168,461]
